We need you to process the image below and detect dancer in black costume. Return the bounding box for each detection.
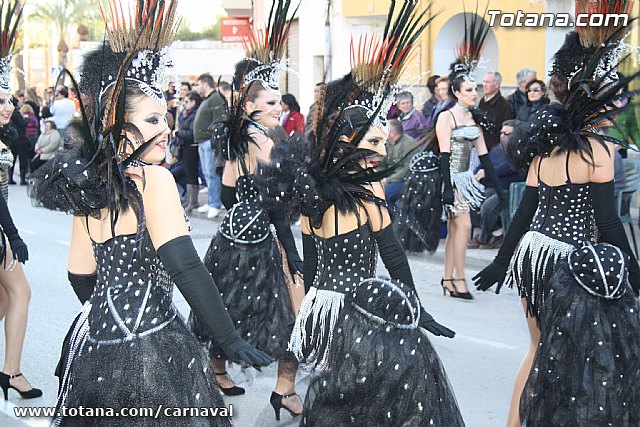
[0,0,42,402]
[30,1,271,425]
[474,2,640,424]
[188,0,304,417]
[257,1,464,425]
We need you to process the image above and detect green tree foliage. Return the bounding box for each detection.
[176,19,221,41]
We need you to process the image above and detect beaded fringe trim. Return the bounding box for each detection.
[450,170,485,210]
[289,286,344,370]
[504,231,574,319]
[53,304,91,426]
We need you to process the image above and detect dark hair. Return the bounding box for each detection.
[44,119,57,130]
[57,86,69,98]
[388,118,403,135]
[197,73,215,89]
[232,59,268,102]
[186,91,203,108]
[449,75,475,99]
[181,81,192,90]
[525,79,550,106]
[218,80,231,92]
[427,75,440,95]
[281,93,300,112]
[502,119,520,128]
[548,74,569,104]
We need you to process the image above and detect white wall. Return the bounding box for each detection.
[78,41,246,84]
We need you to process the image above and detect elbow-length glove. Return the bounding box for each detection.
[439,152,455,206]
[473,185,538,293]
[0,195,28,263]
[479,153,506,201]
[157,236,273,367]
[591,181,640,296]
[68,272,96,304]
[220,184,238,211]
[374,225,455,338]
[302,233,317,293]
[269,209,303,275]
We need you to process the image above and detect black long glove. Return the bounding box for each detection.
[591,181,640,296]
[439,152,454,206]
[220,184,238,210]
[473,185,538,293]
[0,195,28,263]
[269,209,303,275]
[479,153,506,201]
[157,236,273,368]
[374,225,455,338]
[302,233,317,293]
[68,272,96,304]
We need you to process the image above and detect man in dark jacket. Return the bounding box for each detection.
[478,71,513,150]
[193,74,225,219]
[379,119,421,206]
[506,68,536,117]
[469,120,525,249]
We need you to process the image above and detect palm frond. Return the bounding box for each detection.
[0,0,22,58]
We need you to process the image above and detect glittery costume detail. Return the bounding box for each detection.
[504,180,595,321]
[190,174,294,361]
[448,125,484,213]
[289,225,377,369]
[54,231,231,426]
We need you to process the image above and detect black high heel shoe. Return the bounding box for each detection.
[213,371,245,396]
[440,278,456,296]
[270,391,303,421]
[0,372,43,400]
[451,278,474,300]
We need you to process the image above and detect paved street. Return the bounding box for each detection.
[0,185,533,427]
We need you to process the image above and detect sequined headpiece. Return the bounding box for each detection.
[449,2,490,84]
[551,1,636,83]
[0,1,23,94]
[98,0,180,109]
[236,0,298,93]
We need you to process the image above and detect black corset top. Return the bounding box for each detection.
[88,231,176,343]
[530,180,594,246]
[311,224,377,294]
[218,174,271,244]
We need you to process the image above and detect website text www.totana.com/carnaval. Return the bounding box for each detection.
[13,405,234,419]
[487,11,630,28]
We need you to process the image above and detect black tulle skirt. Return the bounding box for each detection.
[394,169,442,253]
[56,316,232,426]
[520,262,640,426]
[189,232,295,361]
[301,296,465,426]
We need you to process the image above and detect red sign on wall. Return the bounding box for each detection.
[221,17,251,43]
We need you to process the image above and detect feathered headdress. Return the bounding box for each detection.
[550,1,635,81]
[235,0,298,92]
[449,1,490,83]
[30,0,181,223]
[508,22,640,172]
[256,0,435,226]
[215,0,298,166]
[0,0,23,93]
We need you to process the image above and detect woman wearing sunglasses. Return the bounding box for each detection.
[516,79,550,123]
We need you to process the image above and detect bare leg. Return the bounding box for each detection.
[443,220,456,292]
[452,212,471,292]
[274,357,302,414]
[0,257,35,392]
[0,285,7,321]
[210,358,239,389]
[506,299,541,427]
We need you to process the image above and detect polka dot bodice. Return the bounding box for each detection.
[88,232,177,343]
[531,181,595,246]
[218,175,271,244]
[311,225,377,294]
